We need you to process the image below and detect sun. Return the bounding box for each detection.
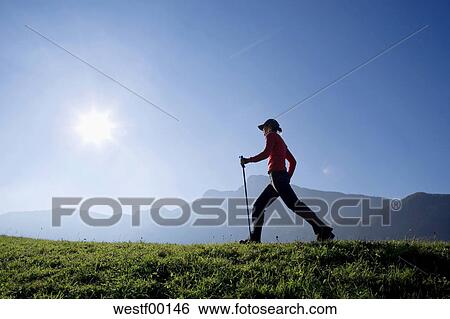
[75,109,116,145]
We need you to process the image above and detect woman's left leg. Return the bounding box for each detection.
[271,172,328,235]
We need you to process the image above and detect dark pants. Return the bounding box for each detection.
[251,170,327,241]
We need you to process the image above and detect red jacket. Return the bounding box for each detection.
[249,132,297,177]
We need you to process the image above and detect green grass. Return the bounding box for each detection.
[0,236,448,298]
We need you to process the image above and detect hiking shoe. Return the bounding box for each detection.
[316,226,335,241]
[239,238,261,244]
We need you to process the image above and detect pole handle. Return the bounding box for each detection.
[239,155,245,168]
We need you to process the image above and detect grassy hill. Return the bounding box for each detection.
[0,236,448,298]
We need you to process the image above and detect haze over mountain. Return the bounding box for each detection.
[0,175,448,243]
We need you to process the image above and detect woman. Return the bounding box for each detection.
[240,119,335,243]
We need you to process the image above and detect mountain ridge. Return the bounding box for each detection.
[1,175,449,242]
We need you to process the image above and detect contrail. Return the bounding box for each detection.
[275,25,429,119]
[25,24,179,122]
[229,27,283,59]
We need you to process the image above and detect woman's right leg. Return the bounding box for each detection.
[250,184,279,242]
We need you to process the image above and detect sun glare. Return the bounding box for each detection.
[75,109,116,145]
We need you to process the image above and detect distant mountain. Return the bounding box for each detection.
[373,192,450,240]
[0,175,448,242]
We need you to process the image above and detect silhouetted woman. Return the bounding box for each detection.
[240,119,335,243]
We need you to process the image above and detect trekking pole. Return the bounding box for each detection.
[239,156,252,237]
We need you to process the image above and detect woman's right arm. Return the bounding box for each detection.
[248,133,275,163]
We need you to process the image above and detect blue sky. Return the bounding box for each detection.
[0,0,449,212]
